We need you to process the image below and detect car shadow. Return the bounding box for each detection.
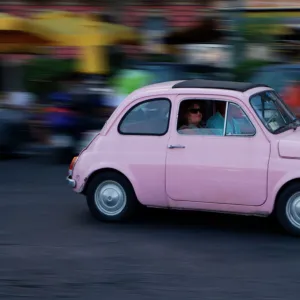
[77,206,291,239]
[137,208,283,235]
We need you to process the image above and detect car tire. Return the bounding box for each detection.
[86,172,140,222]
[276,183,300,236]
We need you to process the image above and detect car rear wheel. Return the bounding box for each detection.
[86,172,140,222]
[276,183,300,236]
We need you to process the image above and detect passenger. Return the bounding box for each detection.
[206,101,241,135]
[206,101,226,135]
[178,101,203,134]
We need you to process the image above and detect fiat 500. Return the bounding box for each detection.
[67,79,300,236]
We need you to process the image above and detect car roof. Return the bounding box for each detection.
[128,79,271,102]
[172,79,268,92]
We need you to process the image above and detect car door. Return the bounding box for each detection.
[165,95,271,206]
[108,95,172,207]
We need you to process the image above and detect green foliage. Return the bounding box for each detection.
[23,57,75,96]
[236,17,279,44]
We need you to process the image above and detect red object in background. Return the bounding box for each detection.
[45,107,77,115]
[282,84,300,117]
[53,47,79,59]
[0,53,33,61]
[122,4,203,28]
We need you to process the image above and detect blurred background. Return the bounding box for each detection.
[0,2,300,298]
[0,0,299,163]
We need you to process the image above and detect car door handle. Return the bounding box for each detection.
[168,144,186,149]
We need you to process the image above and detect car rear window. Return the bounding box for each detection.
[118,98,171,135]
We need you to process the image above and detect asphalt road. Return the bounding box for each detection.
[0,157,300,300]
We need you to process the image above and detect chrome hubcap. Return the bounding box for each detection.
[286,192,300,228]
[94,180,126,216]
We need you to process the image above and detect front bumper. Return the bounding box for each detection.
[66,175,76,188]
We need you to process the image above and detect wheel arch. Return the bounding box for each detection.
[273,178,300,212]
[82,167,137,198]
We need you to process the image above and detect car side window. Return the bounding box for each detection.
[225,102,256,136]
[177,99,227,136]
[118,98,171,135]
[177,99,255,136]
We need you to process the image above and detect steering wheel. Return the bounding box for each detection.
[266,114,278,130]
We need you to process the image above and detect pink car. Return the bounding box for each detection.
[67,79,300,236]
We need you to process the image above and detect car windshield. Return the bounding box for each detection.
[250,90,298,134]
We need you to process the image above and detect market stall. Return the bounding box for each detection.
[0,13,55,91]
[28,11,140,75]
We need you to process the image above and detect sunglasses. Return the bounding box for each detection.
[189,108,201,114]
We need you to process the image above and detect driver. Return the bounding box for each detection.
[178,101,203,134]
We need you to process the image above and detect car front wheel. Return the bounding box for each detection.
[86,172,140,222]
[276,183,300,236]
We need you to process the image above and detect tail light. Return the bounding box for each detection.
[68,156,78,176]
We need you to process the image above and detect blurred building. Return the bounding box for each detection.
[0,0,213,91]
[0,0,299,90]
[0,1,211,58]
